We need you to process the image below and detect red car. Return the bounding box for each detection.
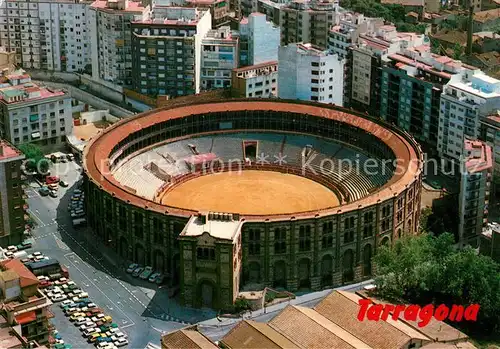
[39,280,52,288]
[46,175,60,184]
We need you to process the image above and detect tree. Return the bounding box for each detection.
[375,233,500,335]
[18,143,49,174]
[453,42,464,60]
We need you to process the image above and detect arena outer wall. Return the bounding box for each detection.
[83,98,424,310]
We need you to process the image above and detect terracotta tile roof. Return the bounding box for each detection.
[162,328,218,349]
[314,291,415,349]
[269,305,370,349]
[473,8,500,23]
[222,320,300,349]
[1,259,38,288]
[421,342,478,349]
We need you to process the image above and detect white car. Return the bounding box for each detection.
[87,303,97,308]
[114,338,128,347]
[34,255,44,261]
[7,245,17,252]
[83,327,100,337]
[97,343,117,349]
[114,332,126,338]
[60,300,73,308]
[96,313,105,319]
[38,275,49,282]
[75,317,87,326]
[108,328,120,334]
[51,294,67,302]
[79,322,96,331]
[47,291,63,298]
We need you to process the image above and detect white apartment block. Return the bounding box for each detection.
[201,26,239,90]
[239,13,280,67]
[459,139,492,248]
[278,43,344,105]
[90,0,150,87]
[438,72,500,165]
[327,13,383,59]
[280,0,339,50]
[231,60,278,98]
[0,71,73,147]
[0,0,92,72]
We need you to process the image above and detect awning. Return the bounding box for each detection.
[31,132,40,139]
[15,311,36,325]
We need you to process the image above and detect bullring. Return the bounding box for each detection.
[83,99,423,310]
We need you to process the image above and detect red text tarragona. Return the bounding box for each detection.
[357,299,480,327]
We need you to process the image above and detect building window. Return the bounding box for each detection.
[322,221,333,248]
[197,247,215,260]
[248,229,260,255]
[299,225,311,252]
[274,228,286,254]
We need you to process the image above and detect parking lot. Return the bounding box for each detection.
[24,159,215,348]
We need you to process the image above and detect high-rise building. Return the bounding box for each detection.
[459,139,492,247]
[380,49,471,152]
[89,0,150,87]
[280,0,338,50]
[0,72,73,147]
[344,26,425,115]
[327,13,383,59]
[0,259,53,345]
[231,60,278,98]
[130,7,212,98]
[238,13,279,67]
[0,140,24,247]
[256,0,289,26]
[278,43,344,105]
[439,72,500,165]
[0,0,92,73]
[201,26,239,90]
[480,111,500,179]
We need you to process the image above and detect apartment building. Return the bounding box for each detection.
[90,0,150,87]
[184,0,233,28]
[201,27,239,90]
[256,0,289,26]
[0,73,73,147]
[130,8,211,98]
[0,0,92,73]
[480,222,500,263]
[327,13,383,59]
[0,140,24,247]
[459,140,492,247]
[280,0,338,50]
[278,43,344,105]
[238,13,279,67]
[344,26,425,115]
[0,259,53,345]
[231,60,278,98]
[380,50,472,151]
[439,72,500,166]
[480,111,500,178]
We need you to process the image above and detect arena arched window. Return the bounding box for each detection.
[322,222,334,249]
[274,228,286,254]
[299,226,311,252]
[248,229,261,256]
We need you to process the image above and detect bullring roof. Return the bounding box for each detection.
[83,100,423,221]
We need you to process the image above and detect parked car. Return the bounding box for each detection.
[21,240,32,249]
[80,322,96,331]
[39,186,50,196]
[60,300,73,308]
[126,263,138,273]
[49,190,58,198]
[132,267,144,277]
[59,180,69,187]
[48,183,59,191]
[7,245,17,252]
[75,317,88,326]
[148,272,160,283]
[139,266,153,280]
[155,274,166,285]
[83,328,99,338]
[114,338,129,347]
[51,294,67,302]
[46,175,60,184]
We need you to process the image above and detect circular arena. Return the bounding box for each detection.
[83,99,423,309]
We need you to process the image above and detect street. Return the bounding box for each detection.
[25,161,215,348]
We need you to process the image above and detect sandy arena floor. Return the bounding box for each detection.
[161,170,340,215]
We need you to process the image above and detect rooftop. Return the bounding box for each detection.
[380,0,424,6]
[162,326,218,349]
[222,320,300,349]
[1,259,38,289]
[448,73,500,99]
[0,326,22,349]
[90,0,146,12]
[463,139,493,174]
[134,7,204,25]
[181,214,243,241]
[0,79,66,106]
[0,140,23,162]
[473,8,500,23]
